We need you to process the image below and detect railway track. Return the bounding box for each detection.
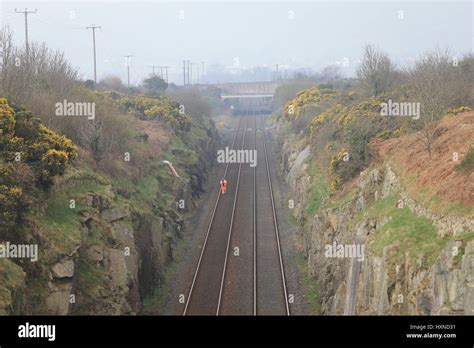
[183,98,289,315]
[254,97,290,316]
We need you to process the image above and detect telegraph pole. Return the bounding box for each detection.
[187,61,192,85]
[148,65,159,76]
[86,25,101,84]
[122,55,133,89]
[202,61,205,83]
[15,8,37,55]
[183,60,186,85]
[183,60,192,85]
[158,66,170,83]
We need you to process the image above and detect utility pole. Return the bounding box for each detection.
[275,63,279,81]
[188,61,192,85]
[202,61,205,83]
[15,8,37,55]
[86,25,101,84]
[158,66,170,83]
[122,55,133,89]
[148,65,159,76]
[183,60,186,85]
[183,60,191,85]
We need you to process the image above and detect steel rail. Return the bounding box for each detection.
[252,97,257,316]
[256,97,290,316]
[182,109,245,315]
[215,105,250,315]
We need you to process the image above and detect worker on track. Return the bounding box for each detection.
[220,178,228,194]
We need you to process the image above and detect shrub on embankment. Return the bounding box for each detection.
[0,28,219,313]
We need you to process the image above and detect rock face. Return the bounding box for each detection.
[59,176,195,315]
[276,125,474,315]
[35,170,202,315]
[17,147,214,315]
[52,260,75,279]
[101,207,128,223]
[0,111,218,316]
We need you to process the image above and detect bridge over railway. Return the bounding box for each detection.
[214,81,279,113]
[215,81,279,96]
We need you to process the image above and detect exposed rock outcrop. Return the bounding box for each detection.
[276,123,474,315]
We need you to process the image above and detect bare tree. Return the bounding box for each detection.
[408,48,461,158]
[97,75,127,93]
[357,44,396,96]
[319,65,343,82]
[0,26,78,106]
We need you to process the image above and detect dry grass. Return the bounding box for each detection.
[374,112,474,212]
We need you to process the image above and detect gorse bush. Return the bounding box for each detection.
[281,48,473,194]
[284,87,337,120]
[117,95,191,132]
[0,98,76,240]
[0,98,77,188]
[0,184,28,240]
[446,106,472,116]
[284,87,404,192]
[284,87,338,132]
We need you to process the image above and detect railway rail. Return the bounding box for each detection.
[183,97,289,315]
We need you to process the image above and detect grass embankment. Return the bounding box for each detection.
[296,252,321,314]
[305,158,330,216]
[29,127,202,312]
[38,167,110,259]
[0,259,25,314]
[353,195,474,265]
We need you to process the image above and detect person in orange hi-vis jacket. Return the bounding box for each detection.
[220,178,228,194]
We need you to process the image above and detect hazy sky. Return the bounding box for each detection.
[1,1,472,84]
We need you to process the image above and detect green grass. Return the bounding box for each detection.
[456,147,474,173]
[73,258,109,314]
[66,182,109,197]
[287,208,298,225]
[111,174,135,196]
[444,202,474,217]
[76,259,107,293]
[137,175,160,203]
[297,252,321,314]
[363,196,448,264]
[38,166,111,259]
[305,158,330,215]
[165,133,199,169]
[0,259,25,314]
[39,194,83,260]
